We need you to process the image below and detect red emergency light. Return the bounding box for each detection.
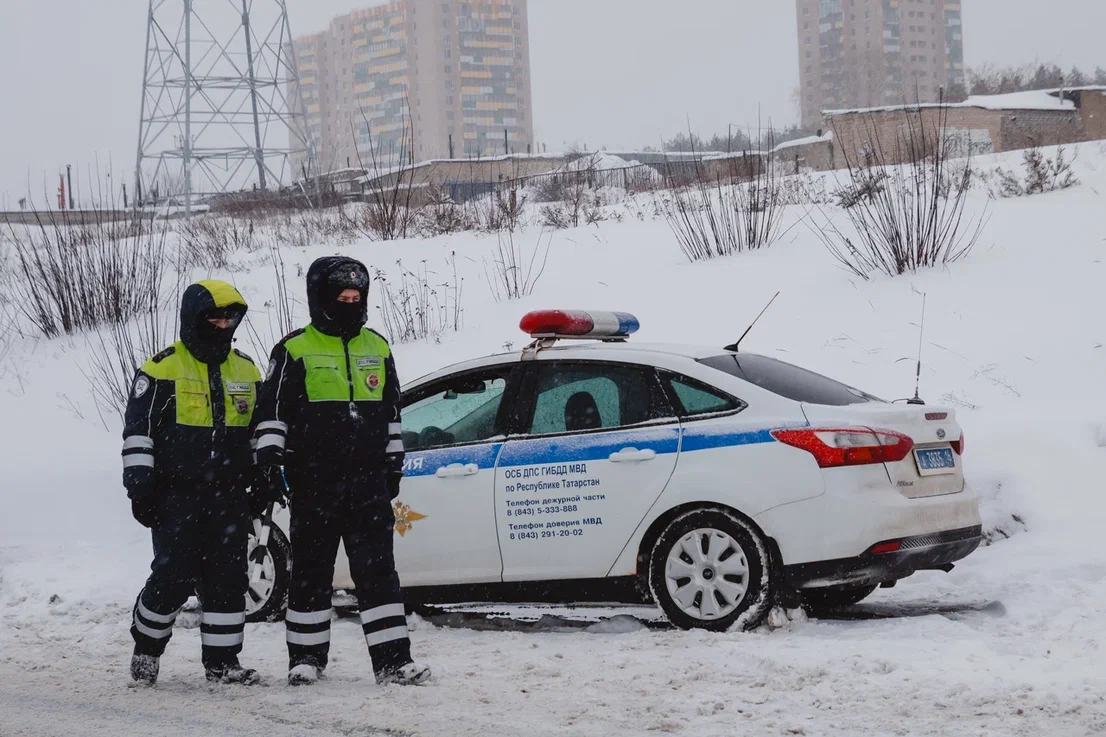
[519,310,640,340]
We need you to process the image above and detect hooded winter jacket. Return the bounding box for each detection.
[252,257,405,482]
[121,281,262,498]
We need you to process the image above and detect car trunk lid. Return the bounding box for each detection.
[800,402,965,499]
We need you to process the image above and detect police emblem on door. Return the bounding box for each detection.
[392,501,426,537]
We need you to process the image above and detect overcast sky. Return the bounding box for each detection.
[0,0,1103,206]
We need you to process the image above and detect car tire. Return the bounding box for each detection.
[199,523,291,623]
[801,584,878,613]
[245,523,291,623]
[647,508,773,632]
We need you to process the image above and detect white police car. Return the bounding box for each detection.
[244,310,982,631]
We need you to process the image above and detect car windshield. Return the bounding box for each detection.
[699,353,881,406]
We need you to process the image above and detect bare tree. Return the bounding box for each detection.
[483,229,551,302]
[809,101,988,278]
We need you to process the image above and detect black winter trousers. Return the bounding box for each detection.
[131,486,250,670]
[284,467,412,676]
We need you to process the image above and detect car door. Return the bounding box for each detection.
[392,364,522,587]
[496,360,680,581]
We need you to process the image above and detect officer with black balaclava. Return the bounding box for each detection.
[122,280,262,687]
[252,256,431,688]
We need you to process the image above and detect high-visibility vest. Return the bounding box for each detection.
[283,325,391,404]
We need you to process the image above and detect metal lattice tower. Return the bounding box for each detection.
[135,0,316,211]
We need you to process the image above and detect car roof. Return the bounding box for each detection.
[406,340,736,388]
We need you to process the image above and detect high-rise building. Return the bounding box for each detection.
[292,0,533,175]
[796,0,966,130]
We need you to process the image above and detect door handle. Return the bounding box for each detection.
[609,448,656,463]
[435,463,480,478]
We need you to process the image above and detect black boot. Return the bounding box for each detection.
[205,659,260,685]
[130,654,160,686]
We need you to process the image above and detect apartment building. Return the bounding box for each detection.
[796,0,966,130]
[292,0,534,174]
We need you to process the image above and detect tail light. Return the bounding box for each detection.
[951,433,965,455]
[771,428,914,468]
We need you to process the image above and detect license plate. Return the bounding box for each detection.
[914,447,956,476]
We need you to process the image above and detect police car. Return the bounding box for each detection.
[244,310,982,631]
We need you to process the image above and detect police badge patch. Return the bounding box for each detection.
[366,373,381,390]
[133,376,150,398]
[235,397,250,415]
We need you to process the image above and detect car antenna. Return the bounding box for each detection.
[725,291,780,352]
[906,292,927,405]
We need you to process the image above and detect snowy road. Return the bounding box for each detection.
[2,540,1105,737]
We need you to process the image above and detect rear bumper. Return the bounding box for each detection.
[782,525,983,590]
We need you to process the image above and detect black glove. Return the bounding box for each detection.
[252,465,288,516]
[387,473,403,501]
[131,496,159,529]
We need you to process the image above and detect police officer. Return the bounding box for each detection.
[123,280,262,686]
[252,256,430,687]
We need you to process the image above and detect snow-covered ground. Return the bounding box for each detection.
[2,145,1106,736]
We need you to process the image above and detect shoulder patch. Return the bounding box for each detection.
[280,328,307,345]
[365,328,390,344]
[233,348,256,364]
[151,346,176,363]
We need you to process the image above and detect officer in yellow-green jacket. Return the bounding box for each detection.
[252,256,431,688]
[122,280,262,687]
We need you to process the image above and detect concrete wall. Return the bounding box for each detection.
[365,154,565,194]
[1077,90,1106,142]
[0,210,150,226]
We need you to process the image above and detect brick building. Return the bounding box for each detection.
[823,88,1106,168]
[796,0,966,131]
[292,0,534,176]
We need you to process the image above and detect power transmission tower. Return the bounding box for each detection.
[135,0,316,214]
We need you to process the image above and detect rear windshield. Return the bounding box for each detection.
[699,354,881,406]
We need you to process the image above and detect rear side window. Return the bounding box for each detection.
[663,373,743,417]
[700,354,880,406]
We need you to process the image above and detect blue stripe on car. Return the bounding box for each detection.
[498,428,681,467]
[402,443,503,478]
[401,425,788,477]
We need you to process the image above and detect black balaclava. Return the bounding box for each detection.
[179,282,247,365]
[306,256,371,339]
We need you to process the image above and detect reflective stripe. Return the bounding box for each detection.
[385,440,404,454]
[360,603,406,624]
[287,630,332,646]
[202,611,246,626]
[257,421,288,433]
[201,632,244,648]
[388,423,402,435]
[123,436,155,450]
[123,454,155,468]
[133,618,173,640]
[257,435,286,450]
[365,625,409,647]
[138,600,179,624]
[256,525,270,546]
[287,609,333,625]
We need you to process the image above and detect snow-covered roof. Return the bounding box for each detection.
[772,132,834,152]
[824,88,1079,117]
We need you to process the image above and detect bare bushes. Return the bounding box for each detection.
[6,209,172,338]
[373,256,464,343]
[180,216,259,269]
[660,149,789,262]
[83,286,176,425]
[483,230,551,302]
[810,104,987,278]
[987,146,1079,198]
